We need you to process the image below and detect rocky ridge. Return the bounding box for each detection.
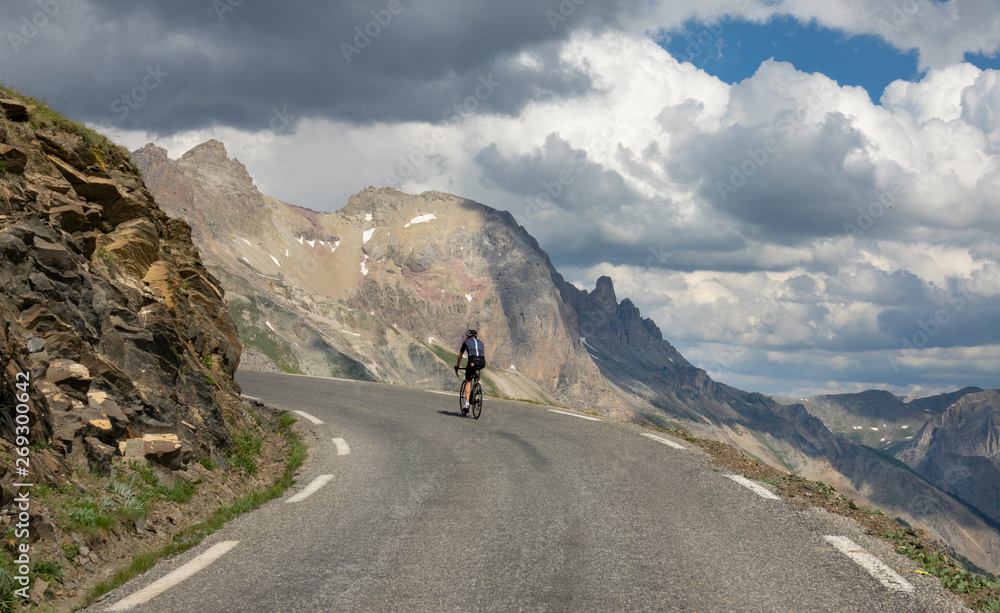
[898,390,1000,526]
[0,94,247,506]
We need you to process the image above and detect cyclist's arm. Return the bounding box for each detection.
[454,344,466,371]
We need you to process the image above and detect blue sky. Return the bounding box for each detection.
[660,15,997,103]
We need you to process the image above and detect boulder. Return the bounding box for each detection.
[0,98,28,121]
[84,436,117,472]
[49,201,89,233]
[32,236,73,269]
[45,358,92,393]
[98,218,160,278]
[73,175,123,206]
[0,144,27,175]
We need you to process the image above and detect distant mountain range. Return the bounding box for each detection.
[134,139,1000,574]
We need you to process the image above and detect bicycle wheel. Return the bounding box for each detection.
[459,380,469,414]
[471,382,483,419]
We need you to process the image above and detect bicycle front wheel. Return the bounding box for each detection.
[459,380,469,414]
[471,383,483,419]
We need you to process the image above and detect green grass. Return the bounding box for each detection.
[278,412,297,430]
[228,429,263,476]
[158,478,197,504]
[0,85,131,171]
[84,432,307,606]
[32,560,63,584]
[62,542,80,567]
[883,528,1000,610]
[0,567,17,613]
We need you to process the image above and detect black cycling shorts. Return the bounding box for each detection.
[465,355,485,380]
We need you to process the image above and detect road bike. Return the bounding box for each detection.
[456,367,483,419]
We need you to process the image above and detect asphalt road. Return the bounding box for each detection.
[85,372,969,612]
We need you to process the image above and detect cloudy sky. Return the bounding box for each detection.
[4,0,1000,398]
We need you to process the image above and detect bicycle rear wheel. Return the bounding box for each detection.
[471,382,483,419]
[459,380,469,414]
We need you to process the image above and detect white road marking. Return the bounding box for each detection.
[107,541,239,611]
[293,410,323,424]
[286,474,334,503]
[548,409,602,421]
[641,432,686,450]
[333,438,351,455]
[823,536,915,593]
[240,395,260,401]
[725,475,781,500]
[425,390,457,396]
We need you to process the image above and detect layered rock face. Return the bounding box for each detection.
[0,95,244,497]
[899,390,1000,525]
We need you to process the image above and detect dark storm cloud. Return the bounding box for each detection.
[0,0,641,133]
[669,113,880,245]
[475,133,760,271]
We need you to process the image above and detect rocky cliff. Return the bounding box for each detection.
[0,92,246,504]
[899,390,1000,526]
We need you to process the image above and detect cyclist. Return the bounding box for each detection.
[455,329,485,413]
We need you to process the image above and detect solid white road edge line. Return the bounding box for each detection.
[548,409,602,421]
[106,540,239,611]
[823,535,915,593]
[240,394,261,401]
[286,474,334,503]
[725,475,781,500]
[293,410,323,425]
[641,432,686,450]
[333,438,351,456]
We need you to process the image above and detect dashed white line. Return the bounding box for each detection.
[725,475,781,500]
[286,474,334,503]
[293,410,323,425]
[548,409,602,422]
[823,536,914,593]
[333,438,351,456]
[641,432,686,450]
[107,541,239,611]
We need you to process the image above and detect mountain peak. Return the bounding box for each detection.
[593,276,617,307]
[181,139,229,161]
